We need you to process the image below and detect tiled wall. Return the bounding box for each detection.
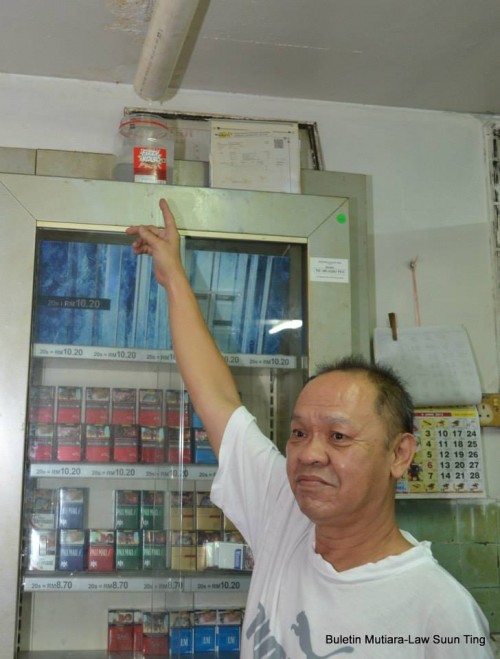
[396,498,500,640]
[2,145,499,650]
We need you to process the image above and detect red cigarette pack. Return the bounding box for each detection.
[165,389,189,427]
[88,529,115,571]
[166,427,192,464]
[112,425,139,463]
[56,386,82,423]
[111,388,137,425]
[139,389,163,427]
[84,424,112,462]
[56,423,82,462]
[108,610,134,652]
[85,387,110,423]
[28,385,55,423]
[140,426,165,463]
[28,423,54,462]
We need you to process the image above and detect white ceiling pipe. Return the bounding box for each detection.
[134,0,200,101]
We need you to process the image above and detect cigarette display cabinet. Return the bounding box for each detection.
[0,174,350,657]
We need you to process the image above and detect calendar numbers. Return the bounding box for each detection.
[397,407,485,497]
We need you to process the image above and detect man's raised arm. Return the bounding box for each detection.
[126,199,242,458]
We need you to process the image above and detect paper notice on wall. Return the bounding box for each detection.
[310,257,349,283]
[209,120,301,193]
[373,325,481,406]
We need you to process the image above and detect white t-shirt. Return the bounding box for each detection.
[211,406,493,659]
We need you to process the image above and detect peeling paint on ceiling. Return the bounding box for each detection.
[106,0,154,33]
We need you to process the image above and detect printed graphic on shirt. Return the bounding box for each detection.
[246,603,355,657]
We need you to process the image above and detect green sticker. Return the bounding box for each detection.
[336,213,347,224]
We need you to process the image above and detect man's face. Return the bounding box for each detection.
[286,371,402,528]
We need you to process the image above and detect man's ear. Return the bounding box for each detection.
[390,433,417,480]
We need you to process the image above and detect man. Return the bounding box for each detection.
[127,199,493,658]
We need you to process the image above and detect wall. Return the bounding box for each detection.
[1,74,496,384]
[1,73,499,640]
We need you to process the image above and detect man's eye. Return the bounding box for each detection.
[291,429,306,439]
[332,432,345,441]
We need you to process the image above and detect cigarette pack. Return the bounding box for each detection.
[112,424,139,463]
[84,424,112,462]
[28,385,55,423]
[107,610,135,653]
[193,429,217,465]
[197,531,222,571]
[58,487,87,529]
[57,529,86,571]
[28,423,54,462]
[115,530,141,570]
[85,387,110,423]
[170,531,197,571]
[140,426,165,463]
[169,611,194,655]
[134,610,144,655]
[142,611,169,656]
[223,533,254,571]
[217,609,243,654]
[206,541,246,570]
[139,389,163,427]
[56,423,83,462]
[166,427,192,464]
[111,388,137,425]
[196,491,222,531]
[142,530,167,570]
[28,488,58,529]
[114,490,140,530]
[140,490,165,530]
[165,389,190,427]
[191,407,203,429]
[169,491,195,531]
[194,609,217,654]
[88,529,115,572]
[27,528,56,571]
[56,386,82,423]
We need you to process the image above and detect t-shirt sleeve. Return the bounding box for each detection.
[210,406,290,556]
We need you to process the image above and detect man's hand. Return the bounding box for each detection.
[125,199,181,289]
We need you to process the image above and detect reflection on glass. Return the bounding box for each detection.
[34,236,303,356]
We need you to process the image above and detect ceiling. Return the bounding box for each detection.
[1,0,500,115]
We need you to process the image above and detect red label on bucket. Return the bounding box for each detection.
[133,146,167,183]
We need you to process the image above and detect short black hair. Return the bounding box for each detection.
[312,355,414,444]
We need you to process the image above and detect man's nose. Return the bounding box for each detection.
[298,434,329,465]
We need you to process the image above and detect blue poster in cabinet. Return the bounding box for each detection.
[34,239,291,354]
[34,240,169,350]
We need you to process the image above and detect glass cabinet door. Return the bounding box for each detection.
[0,175,350,657]
[20,227,306,656]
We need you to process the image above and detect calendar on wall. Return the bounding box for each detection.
[397,407,486,498]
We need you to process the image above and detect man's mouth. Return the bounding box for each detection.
[296,474,333,487]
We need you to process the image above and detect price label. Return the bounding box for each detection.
[24,575,186,593]
[186,575,250,592]
[29,463,217,480]
[33,344,297,369]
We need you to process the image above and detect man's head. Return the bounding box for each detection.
[313,355,414,447]
[286,356,416,528]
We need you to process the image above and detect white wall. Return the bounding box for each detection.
[1,74,499,496]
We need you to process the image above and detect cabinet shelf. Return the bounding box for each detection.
[23,572,250,593]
